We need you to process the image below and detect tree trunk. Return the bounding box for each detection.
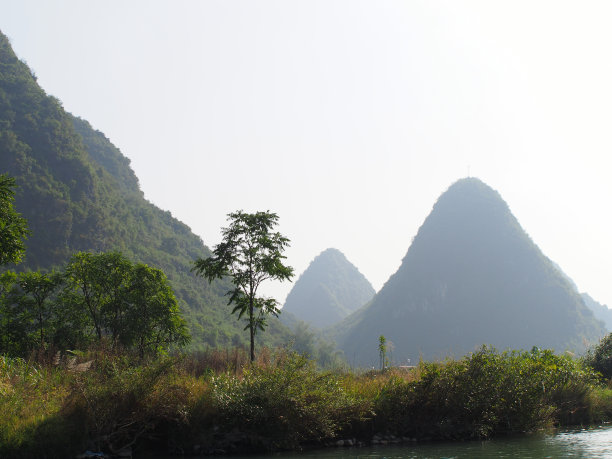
[249,300,255,362]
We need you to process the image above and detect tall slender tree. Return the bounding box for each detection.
[193,210,293,361]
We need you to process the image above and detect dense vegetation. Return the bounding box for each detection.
[283,248,375,329]
[0,251,190,358]
[0,30,292,351]
[4,27,612,459]
[2,343,612,458]
[334,178,606,366]
[0,173,29,265]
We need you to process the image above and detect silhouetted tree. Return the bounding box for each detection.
[193,211,293,361]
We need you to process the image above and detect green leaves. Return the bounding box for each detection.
[374,346,597,439]
[0,251,190,358]
[63,251,190,356]
[193,210,293,361]
[584,333,612,380]
[0,174,29,266]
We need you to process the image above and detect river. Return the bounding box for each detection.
[225,425,612,458]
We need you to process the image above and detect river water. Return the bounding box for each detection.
[227,425,612,458]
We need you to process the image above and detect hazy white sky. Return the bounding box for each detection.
[2,1,612,308]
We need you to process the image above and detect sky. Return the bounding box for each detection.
[2,1,612,308]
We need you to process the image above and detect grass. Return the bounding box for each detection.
[0,346,610,457]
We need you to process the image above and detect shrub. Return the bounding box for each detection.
[373,346,597,440]
[584,333,612,380]
[209,351,368,450]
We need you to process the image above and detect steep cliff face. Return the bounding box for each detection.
[283,248,375,329]
[335,178,605,366]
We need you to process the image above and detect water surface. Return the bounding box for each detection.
[226,425,612,458]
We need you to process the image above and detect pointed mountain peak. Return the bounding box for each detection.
[283,248,375,329]
[335,178,604,366]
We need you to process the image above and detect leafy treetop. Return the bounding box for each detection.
[193,210,293,361]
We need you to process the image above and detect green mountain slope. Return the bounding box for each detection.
[0,31,291,349]
[282,248,375,329]
[334,178,605,366]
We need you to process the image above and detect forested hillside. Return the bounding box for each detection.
[0,31,291,349]
[283,248,374,328]
[334,178,606,366]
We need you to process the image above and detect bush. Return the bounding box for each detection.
[209,351,368,450]
[584,333,612,380]
[373,346,597,440]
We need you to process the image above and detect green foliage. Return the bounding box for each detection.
[378,335,387,370]
[66,354,190,455]
[8,270,62,351]
[0,270,64,356]
[0,356,80,459]
[0,31,293,351]
[61,251,191,356]
[0,346,610,457]
[374,346,597,439]
[584,333,612,379]
[209,352,364,450]
[0,174,29,265]
[193,210,293,361]
[0,251,190,358]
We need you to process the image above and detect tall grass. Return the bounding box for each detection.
[0,346,609,457]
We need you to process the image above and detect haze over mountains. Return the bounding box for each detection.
[2,28,609,366]
[334,178,606,366]
[282,248,375,329]
[0,30,291,350]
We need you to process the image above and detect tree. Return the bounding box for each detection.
[127,263,190,357]
[193,210,293,361]
[15,271,63,350]
[62,252,114,341]
[0,174,29,265]
[378,335,387,370]
[62,251,190,356]
[585,333,612,379]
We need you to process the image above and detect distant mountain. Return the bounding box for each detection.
[334,178,605,366]
[582,293,612,332]
[0,30,291,349]
[548,261,612,333]
[282,248,375,329]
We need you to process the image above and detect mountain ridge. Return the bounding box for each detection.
[334,178,605,366]
[282,248,375,329]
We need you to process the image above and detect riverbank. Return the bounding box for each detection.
[2,346,612,458]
